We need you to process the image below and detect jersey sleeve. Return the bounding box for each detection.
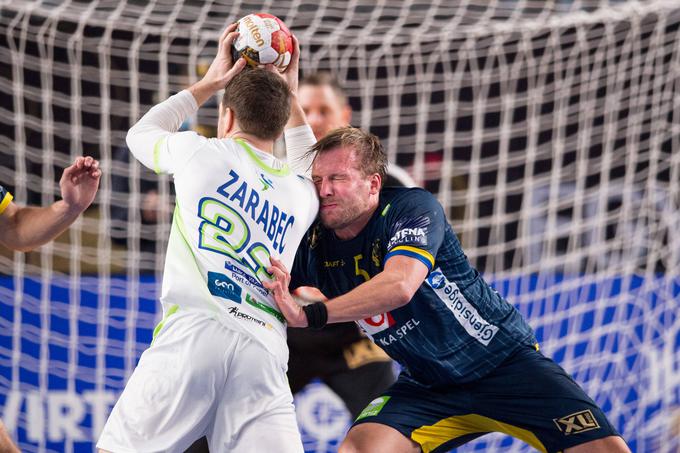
[284,124,316,178]
[126,90,207,175]
[383,189,446,272]
[302,177,319,227]
[0,185,13,216]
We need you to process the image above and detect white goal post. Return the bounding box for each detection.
[0,1,679,452]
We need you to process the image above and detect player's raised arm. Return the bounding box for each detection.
[126,24,246,173]
[187,23,247,107]
[0,156,101,252]
[272,35,316,177]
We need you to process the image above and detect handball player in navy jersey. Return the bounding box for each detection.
[264,127,629,453]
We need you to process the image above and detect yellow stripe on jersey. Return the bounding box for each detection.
[411,413,547,453]
[389,245,435,268]
[0,191,13,215]
[153,137,165,174]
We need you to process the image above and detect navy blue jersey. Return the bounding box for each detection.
[291,187,536,386]
[0,185,12,216]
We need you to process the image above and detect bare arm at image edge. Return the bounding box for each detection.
[0,420,19,453]
[0,156,101,252]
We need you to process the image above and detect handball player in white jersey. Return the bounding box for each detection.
[98,24,318,453]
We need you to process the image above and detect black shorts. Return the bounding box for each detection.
[353,346,620,453]
[288,326,395,418]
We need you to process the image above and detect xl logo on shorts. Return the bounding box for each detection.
[553,410,600,435]
[207,271,242,303]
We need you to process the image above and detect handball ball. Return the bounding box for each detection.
[231,13,293,71]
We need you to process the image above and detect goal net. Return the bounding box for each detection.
[1,1,679,452]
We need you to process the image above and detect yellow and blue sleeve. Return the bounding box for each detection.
[0,186,13,216]
[385,245,435,271]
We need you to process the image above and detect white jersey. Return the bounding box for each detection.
[126,90,318,362]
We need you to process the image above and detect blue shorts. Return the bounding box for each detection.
[353,346,620,453]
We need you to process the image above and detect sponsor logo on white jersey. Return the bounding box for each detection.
[426,268,499,346]
[227,306,273,329]
[207,271,242,303]
[259,173,274,191]
[225,262,269,297]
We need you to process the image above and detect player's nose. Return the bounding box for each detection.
[318,178,333,197]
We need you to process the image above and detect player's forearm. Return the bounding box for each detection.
[325,270,413,323]
[3,201,81,252]
[0,420,20,453]
[286,94,307,130]
[126,90,198,170]
[188,79,223,108]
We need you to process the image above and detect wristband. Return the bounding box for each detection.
[303,302,328,329]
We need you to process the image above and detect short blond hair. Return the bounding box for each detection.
[308,127,387,183]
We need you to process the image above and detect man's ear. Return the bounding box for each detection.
[218,105,235,138]
[225,108,235,134]
[369,173,382,195]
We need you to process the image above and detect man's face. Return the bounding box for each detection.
[312,146,376,235]
[298,84,351,140]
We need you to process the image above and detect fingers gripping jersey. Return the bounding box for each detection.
[291,188,536,385]
[127,91,319,362]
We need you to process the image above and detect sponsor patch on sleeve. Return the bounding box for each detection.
[386,215,430,250]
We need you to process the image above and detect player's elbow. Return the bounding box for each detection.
[2,236,40,252]
[125,126,158,171]
[0,216,35,252]
[13,239,35,252]
[391,279,416,308]
[125,126,142,154]
[6,231,47,252]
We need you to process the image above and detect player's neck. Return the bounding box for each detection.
[225,131,274,154]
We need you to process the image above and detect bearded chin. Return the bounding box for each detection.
[321,210,352,231]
